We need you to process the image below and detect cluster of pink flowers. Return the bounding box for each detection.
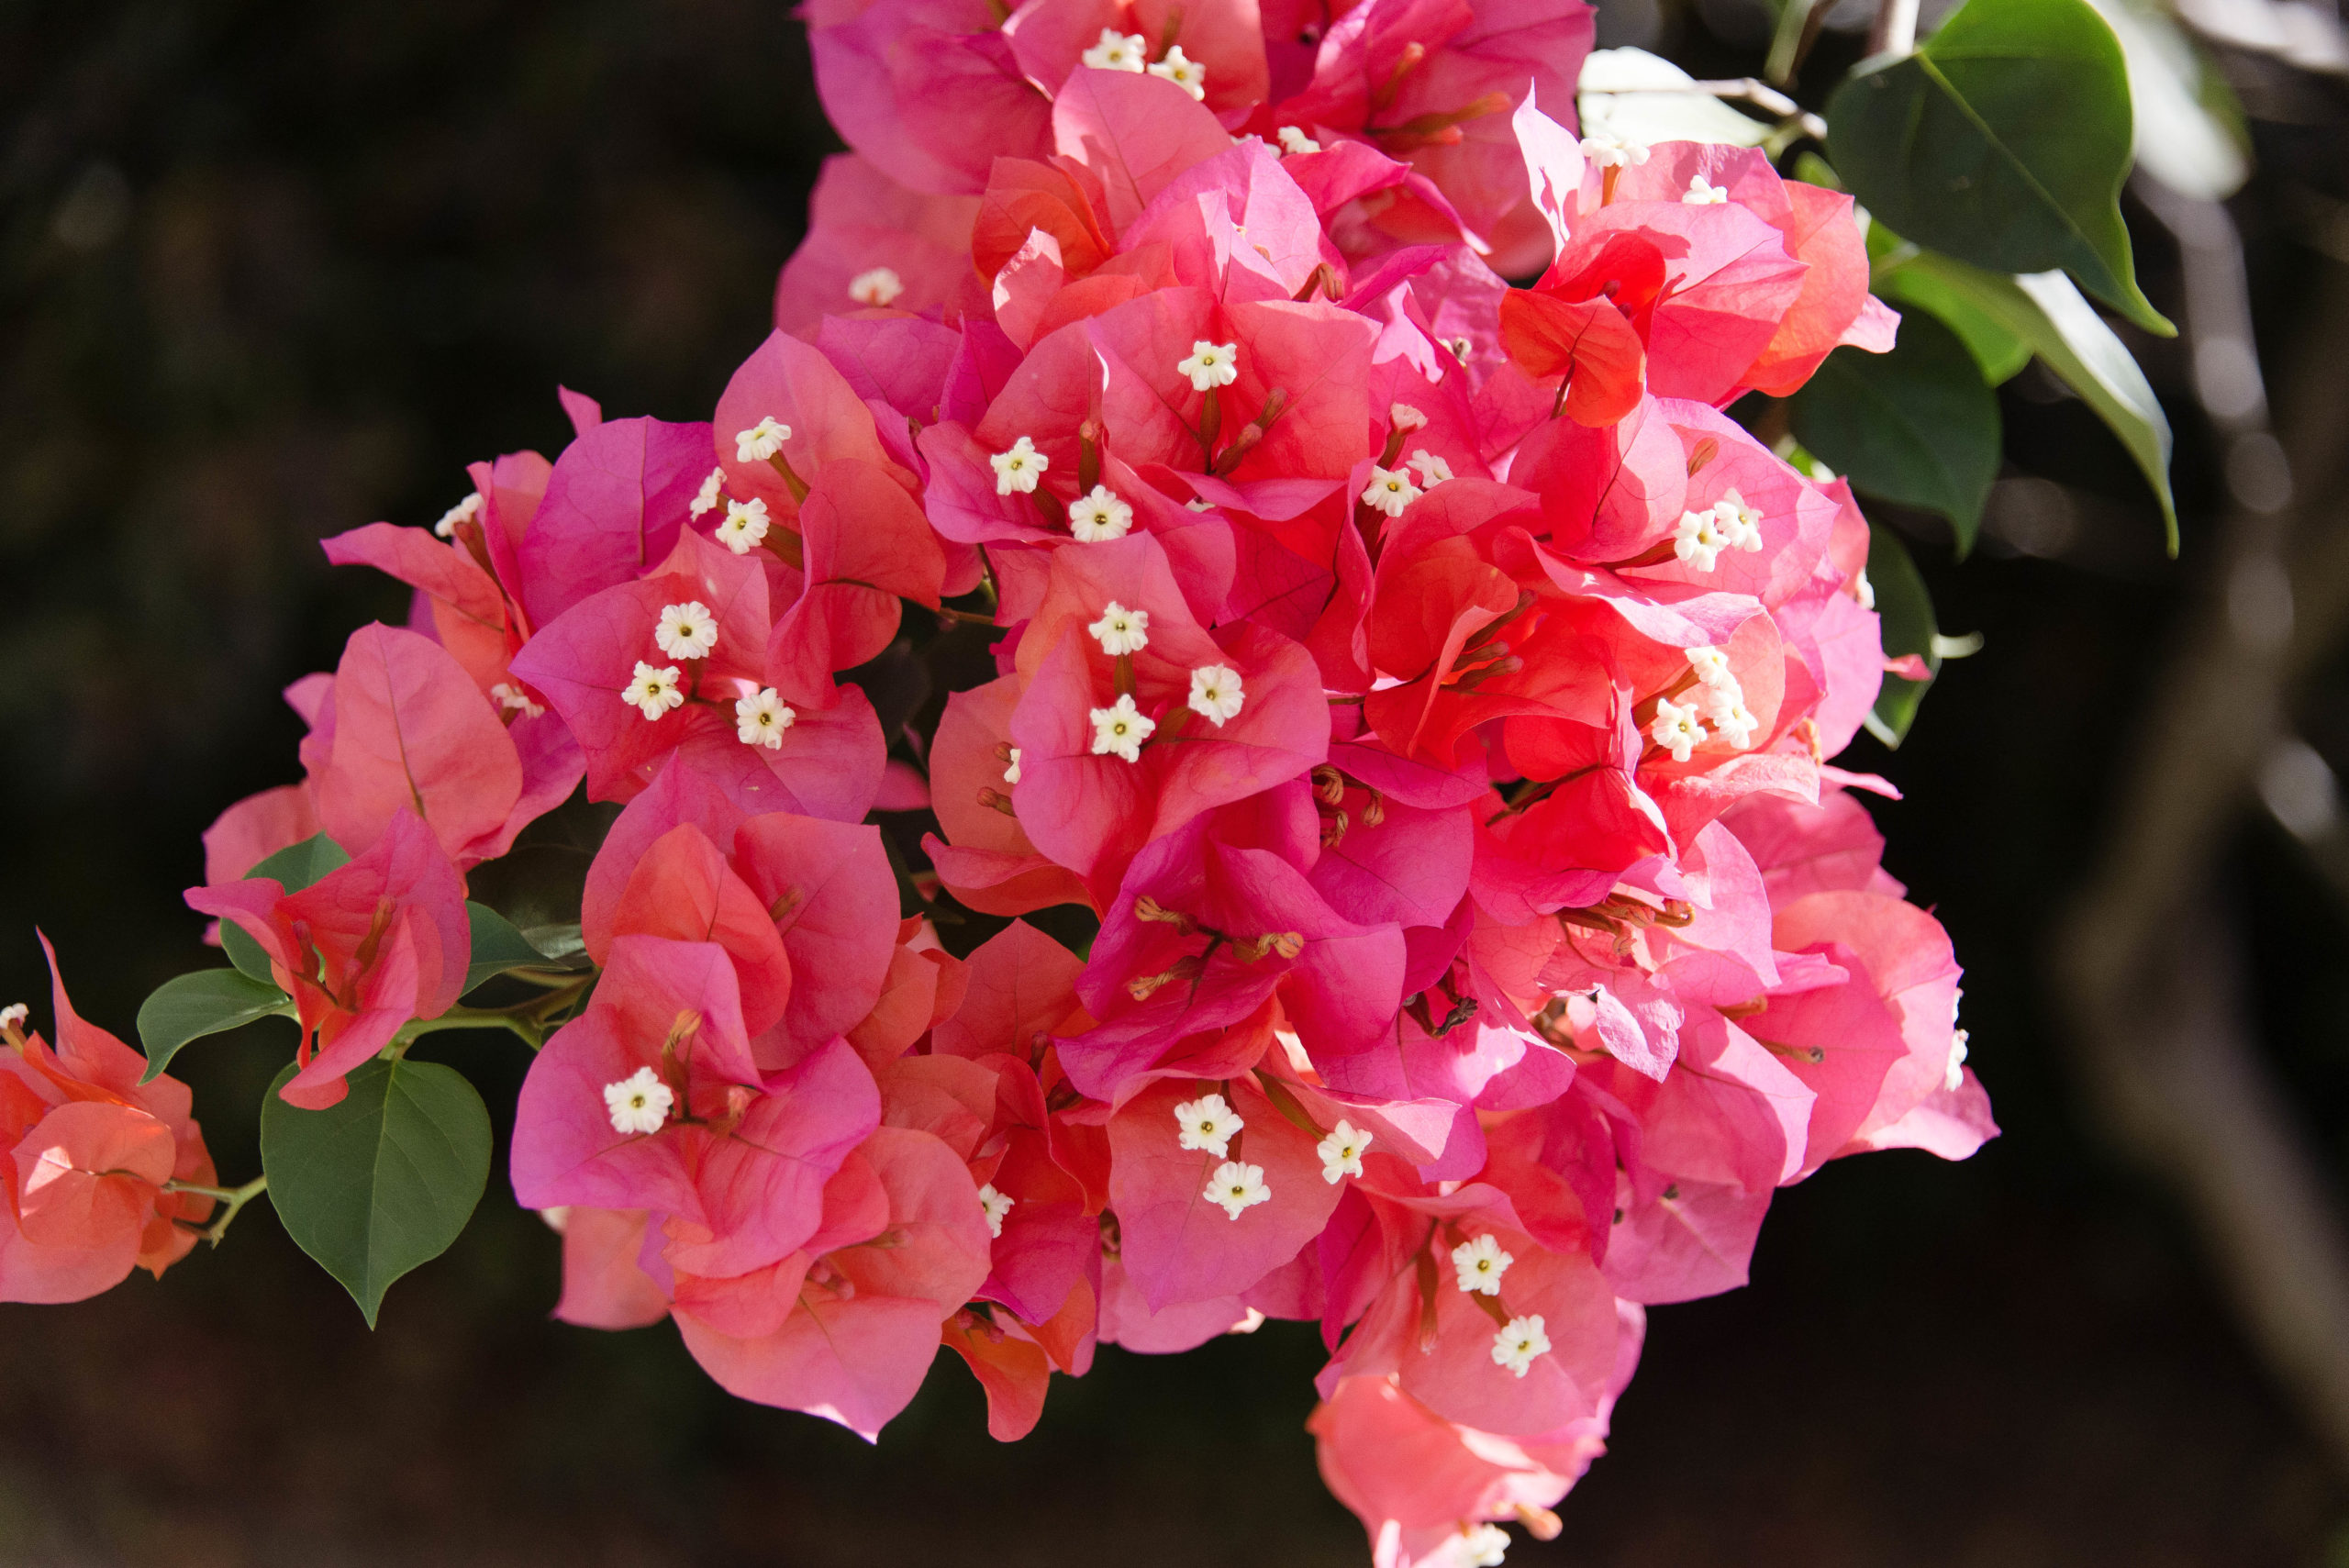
[8,3,1999,1559]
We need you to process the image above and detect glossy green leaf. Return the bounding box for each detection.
[136,969,291,1084]
[519,921,587,965]
[262,1056,492,1328]
[1872,245,2176,549]
[462,901,554,995]
[1827,0,2172,335]
[1792,313,2003,553]
[1865,523,1940,748]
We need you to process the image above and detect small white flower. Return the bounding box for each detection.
[489,682,545,719]
[1713,487,1765,553]
[1089,694,1157,762]
[989,435,1049,495]
[1067,484,1135,542]
[1683,173,1730,206]
[1003,746,1022,785]
[1178,339,1240,392]
[603,1065,674,1136]
[1276,125,1321,155]
[1148,43,1208,99]
[716,495,771,554]
[736,686,796,749]
[1457,1526,1511,1568]
[735,417,792,462]
[1360,464,1422,518]
[689,466,727,519]
[1699,683,1760,750]
[1685,644,1734,687]
[1490,1313,1550,1378]
[1174,1092,1244,1157]
[1451,1232,1515,1296]
[623,662,686,721]
[0,1003,26,1033]
[1086,600,1151,656]
[1578,130,1650,169]
[1186,664,1245,726]
[433,492,483,539]
[1389,402,1428,433]
[1406,449,1453,487]
[1206,1160,1271,1219]
[1316,1119,1372,1184]
[1459,1523,1511,1567]
[1854,565,1876,612]
[654,600,718,661]
[1673,506,1730,572]
[1945,1029,1970,1094]
[847,266,905,306]
[1081,27,1148,70]
[1649,695,1707,762]
[978,1182,1015,1238]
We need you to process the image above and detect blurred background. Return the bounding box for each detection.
[6,0,2349,1562]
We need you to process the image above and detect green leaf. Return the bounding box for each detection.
[1791,314,2003,553]
[1826,0,2173,335]
[262,1056,492,1327]
[520,921,587,965]
[1862,220,2031,384]
[1865,523,1940,747]
[245,832,351,891]
[136,969,291,1083]
[220,922,279,987]
[462,901,554,995]
[1872,245,2176,549]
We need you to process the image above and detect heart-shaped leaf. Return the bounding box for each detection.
[137,969,292,1084]
[262,1056,492,1327]
[1828,0,2172,335]
[1792,313,2002,553]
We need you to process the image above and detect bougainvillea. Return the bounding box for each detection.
[9,4,2010,1561]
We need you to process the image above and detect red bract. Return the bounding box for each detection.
[33,28,2001,1565]
[187,809,470,1108]
[0,940,216,1302]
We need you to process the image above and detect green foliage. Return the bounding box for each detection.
[136,969,291,1084]
[1865,523,1941,747]
[261,1056,492,1328]
[244,832,351,891]
[462,901,556,995]
[1792,314,2003,553]
[220,833,351,984]
[1827,0,2172,336]
[1872,245,2177,548]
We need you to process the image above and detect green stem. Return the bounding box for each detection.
[393,975,595,1054]
[166,1173,269,1246]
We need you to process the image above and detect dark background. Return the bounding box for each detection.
[5,1,2348,1562]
